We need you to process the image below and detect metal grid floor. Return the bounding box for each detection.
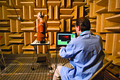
[0,55,70,80]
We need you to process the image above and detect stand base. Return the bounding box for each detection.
[48,67,53,70]
[31,67,35,70]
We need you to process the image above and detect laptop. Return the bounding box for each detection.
[56,32,77,47]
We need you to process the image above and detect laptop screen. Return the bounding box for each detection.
[56,32,77,46]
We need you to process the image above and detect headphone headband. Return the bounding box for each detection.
[39,11,43,18]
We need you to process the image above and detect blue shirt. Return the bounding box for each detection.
[59,31,105,80]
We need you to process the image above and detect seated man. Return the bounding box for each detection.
[53,17,105,80]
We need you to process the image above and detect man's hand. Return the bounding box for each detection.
[59,46,65,49]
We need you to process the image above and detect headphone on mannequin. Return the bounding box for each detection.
[39,11,44,18]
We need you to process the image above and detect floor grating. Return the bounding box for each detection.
[0,55,70,80]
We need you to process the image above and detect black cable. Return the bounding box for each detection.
[10,0,18,18]
[10,0,23,22]
[62,59,69,66]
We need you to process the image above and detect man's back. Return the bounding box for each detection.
[59,31,105,80]
[53,17,105,80]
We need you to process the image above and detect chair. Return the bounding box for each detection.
[89,60,113,80]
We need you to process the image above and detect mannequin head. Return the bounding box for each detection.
[37,11,44,22]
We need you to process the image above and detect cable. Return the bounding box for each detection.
[10,0,23,21]
[10,0,18,18]
[62,59,69,66]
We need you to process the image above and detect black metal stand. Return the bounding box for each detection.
[31,40,52,70]
[55,47,58,69]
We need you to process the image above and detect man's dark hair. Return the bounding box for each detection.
[76,17,91,31]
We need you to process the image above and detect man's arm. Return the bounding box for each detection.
[59,42,76,59]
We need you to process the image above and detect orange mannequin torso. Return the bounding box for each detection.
[37,21,45,42]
